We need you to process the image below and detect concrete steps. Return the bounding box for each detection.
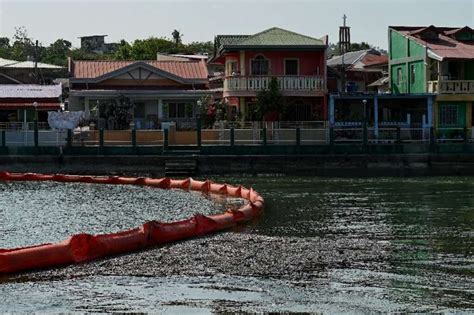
[165,158,198,176]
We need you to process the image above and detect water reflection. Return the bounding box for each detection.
[0,176,473,312]
[0,182,226,248]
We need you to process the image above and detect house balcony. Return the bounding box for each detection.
[428,80,474,94]
[223,75,325,97]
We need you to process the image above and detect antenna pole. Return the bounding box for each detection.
[339,14,350,93]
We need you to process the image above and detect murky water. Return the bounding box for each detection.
[0,182,229,248]
[0,177,473,313]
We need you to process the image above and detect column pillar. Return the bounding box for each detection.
[427,96,433,128]
[465,101,472,129]
[239,97,246,121]
[329,95,335,126]
[374,95,379,137]
[84,97,90,119]
[158,99,163,119]
[240,51,246,76]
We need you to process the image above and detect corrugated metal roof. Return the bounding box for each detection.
[368,76,389,87]
[0,58,63,69]
[0,84,62,98]
[0,58,17,67]
[72,60,208,80]
[0,102,60,110]
[327,49,376,67]
[391,26,474,60]
[361,54,388,67]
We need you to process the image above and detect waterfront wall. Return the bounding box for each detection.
[2,154,474,177]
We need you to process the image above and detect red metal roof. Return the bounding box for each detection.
[391,26,474,60]
[361,54,388,67]
[0,102,60,110]
[71,60,209,80]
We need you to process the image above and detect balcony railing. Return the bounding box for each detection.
[224,75,325,92]
[428,80,474,94]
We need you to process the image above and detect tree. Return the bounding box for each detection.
[184,41,213,55]
[349,41,371,51]
[0,27,216,64]
[198,95,230,128]
[131,37,179,59]
[10,26,34,61]
[42,39,72,66]
[114,40,132,60]
[254,77,286,121]
[97,96,134,130]
[329,41,377,56]
[0,37,11,59]
[172,29,182,45]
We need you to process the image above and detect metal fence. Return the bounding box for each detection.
[0,123,472,148]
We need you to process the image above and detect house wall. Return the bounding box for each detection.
[389,29,427,94]
[243,51,325,76]
[389,31,408,60]
[223,51,325,76]
[408,61,425,93]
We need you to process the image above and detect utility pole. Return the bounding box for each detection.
[34,40,39,84]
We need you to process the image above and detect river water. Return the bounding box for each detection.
[0,176,473,313]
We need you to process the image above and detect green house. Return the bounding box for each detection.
[389,25,474,138]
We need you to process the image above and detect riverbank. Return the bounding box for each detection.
[2,153,474,176]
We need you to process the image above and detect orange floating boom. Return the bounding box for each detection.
[0,172,264,274]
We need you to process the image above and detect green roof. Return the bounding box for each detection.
[233,27,325,47]
[210,27,326,62]
[216,35,250,47]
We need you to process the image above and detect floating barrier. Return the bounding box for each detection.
[0,172,264,274]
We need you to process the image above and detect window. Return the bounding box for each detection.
[166,103,194,119]
[410,64,416,84]
[397,67,403,85]
[284,59,299,75]
[225,60,238,76]
[440,105,458,126]
[251,55,269,75]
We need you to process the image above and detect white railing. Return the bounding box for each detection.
[428,80,474,94]
[224,75,325,92]
[217,121,327,129]
[3,130,67,146]
[0,122,50,130]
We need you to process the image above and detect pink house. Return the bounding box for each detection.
[210,27,328,121]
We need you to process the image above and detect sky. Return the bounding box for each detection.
[0,0,472,49]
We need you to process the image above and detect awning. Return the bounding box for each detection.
[0,102,61,110]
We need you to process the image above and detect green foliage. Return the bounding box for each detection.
[41,39,72,66]
[10,27,34,61]
[97,96,134,130]
[114,40,132,60]
[254,77,285,121]
[131,37,181,59]
[0,26,214,66]
[198,95,230,128]
[328,41,386,56]
[0,37,11,59]
[183,41,213,55]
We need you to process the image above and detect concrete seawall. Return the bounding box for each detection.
[1,154,474,177]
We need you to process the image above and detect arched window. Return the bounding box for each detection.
[251,55,269,75]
